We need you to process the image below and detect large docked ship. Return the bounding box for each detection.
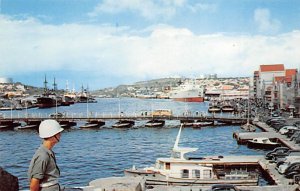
[169,81,204,102]
[36,96,56,108]
[36,77,57,108]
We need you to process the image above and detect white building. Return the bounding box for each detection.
[0,77,13,84]
[253,64,298,111]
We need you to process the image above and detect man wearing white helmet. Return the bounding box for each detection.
[28,119,64,191]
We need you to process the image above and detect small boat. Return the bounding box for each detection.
[58,120,77,129]
[0,120,15,130]
[180,119,194,127]
[247,137,281,150]
[17,124,38,130]
[112,119,135,128]
[192,120,214,128]
[125,125,259,186]
[80,120,105,129]
[221,102,235,112]
[208,101,221,113]
[18,120,41,131]
[145,119,165,127]
[0,125,10,130]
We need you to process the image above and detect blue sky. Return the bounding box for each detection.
[1,0,300,90]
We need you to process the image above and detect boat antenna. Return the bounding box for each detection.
[172,124,198,159]
[173,124,183,149]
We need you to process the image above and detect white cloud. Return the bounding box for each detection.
[1,16,299,87]
[88,0,186,20]
[254,8,281,33]
[188,3,217,13]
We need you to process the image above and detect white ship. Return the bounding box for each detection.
[124,125,259,186]
[169,82,204,102]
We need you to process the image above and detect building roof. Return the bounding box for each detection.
[285,69,297,83]
[286,69,297,77]
[221,85,234,90]
[260,64,285,72]
[274,76,285,83]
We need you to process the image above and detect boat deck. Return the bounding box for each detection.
[159,155,261,165]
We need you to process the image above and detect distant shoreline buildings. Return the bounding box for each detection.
[0,77,13,84]
[1,65,300,115]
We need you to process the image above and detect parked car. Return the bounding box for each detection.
[266,117,285,125]
[287,129,300,138]
[265,147,290,160]
[279,126,298,135]
[278,161,300,179]
[208,184,247,191]
[272,112,280,117]
[275,156,300,169]
[294,121,300,127]
[294,135,300,144]
[271,122,288,131]
[290,131,300,141]
[273,150,300,164]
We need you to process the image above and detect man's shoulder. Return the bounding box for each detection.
[34,145,51,161]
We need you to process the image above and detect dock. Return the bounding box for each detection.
[233,121,300,150]
[0,115,248,130]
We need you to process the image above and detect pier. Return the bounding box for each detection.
[0,114,248,130]
[0,114,248,122]
[233,121,300,150]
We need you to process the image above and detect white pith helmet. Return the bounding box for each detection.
[39,119,64,138]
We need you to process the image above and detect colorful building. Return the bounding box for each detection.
[253,64,299,113]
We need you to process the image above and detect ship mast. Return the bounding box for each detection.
[43,75,48,95]
[53,77,57,92]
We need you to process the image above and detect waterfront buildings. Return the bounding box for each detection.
[253,64,299,114]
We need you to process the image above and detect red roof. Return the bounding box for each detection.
[260,64,285,72]
[274,76,285,83]
[286,69,297,77]
[285,69,297,83]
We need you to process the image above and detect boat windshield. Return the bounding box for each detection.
[171,151,181,159]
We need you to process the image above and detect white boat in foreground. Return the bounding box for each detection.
[124,125,259,186]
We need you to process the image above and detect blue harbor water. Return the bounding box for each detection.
[0,98,267,189]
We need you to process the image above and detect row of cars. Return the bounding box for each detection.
[265,147,300,179]
[265,115,300,180]
[266,116,300,143]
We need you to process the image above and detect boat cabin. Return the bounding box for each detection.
[154,158,214,179]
